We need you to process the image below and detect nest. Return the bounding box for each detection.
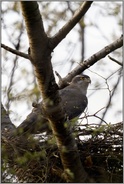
[2,122,123,183]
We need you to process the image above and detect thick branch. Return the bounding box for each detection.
[58,35,123,88]
[1,43,29,59]
[49,1,93,50]
[20,2,48,63]
[20,2,90,182]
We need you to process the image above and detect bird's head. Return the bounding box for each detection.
[71,74,91,84]
[71,74,91,95]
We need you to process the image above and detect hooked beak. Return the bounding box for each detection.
[86,77,91,84]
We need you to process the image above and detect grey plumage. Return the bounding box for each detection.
[17,74,91,134]
[60,74,91,120]
[1,104,16,135]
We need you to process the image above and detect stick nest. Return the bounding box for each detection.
[2,122,123,183]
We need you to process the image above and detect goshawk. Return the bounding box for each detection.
[18,74,91,134]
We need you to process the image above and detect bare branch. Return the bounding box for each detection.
[58,35,123,88]
[108,55,123,66]
[20,2,92,182]
[6,30,26,111]
[20,2,48,62]
[49,1,93,50]
[100,67,122,125]
[1,43,29,59]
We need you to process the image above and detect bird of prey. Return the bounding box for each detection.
[17,74,91,134]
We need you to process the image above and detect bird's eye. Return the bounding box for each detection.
[80,77,84,80]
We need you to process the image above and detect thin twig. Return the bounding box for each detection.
[108,55,123,66]
[99,67,122,126]
[6,30,24,111]
[1,43,29,59]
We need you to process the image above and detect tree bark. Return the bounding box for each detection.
[20,1,94,182]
